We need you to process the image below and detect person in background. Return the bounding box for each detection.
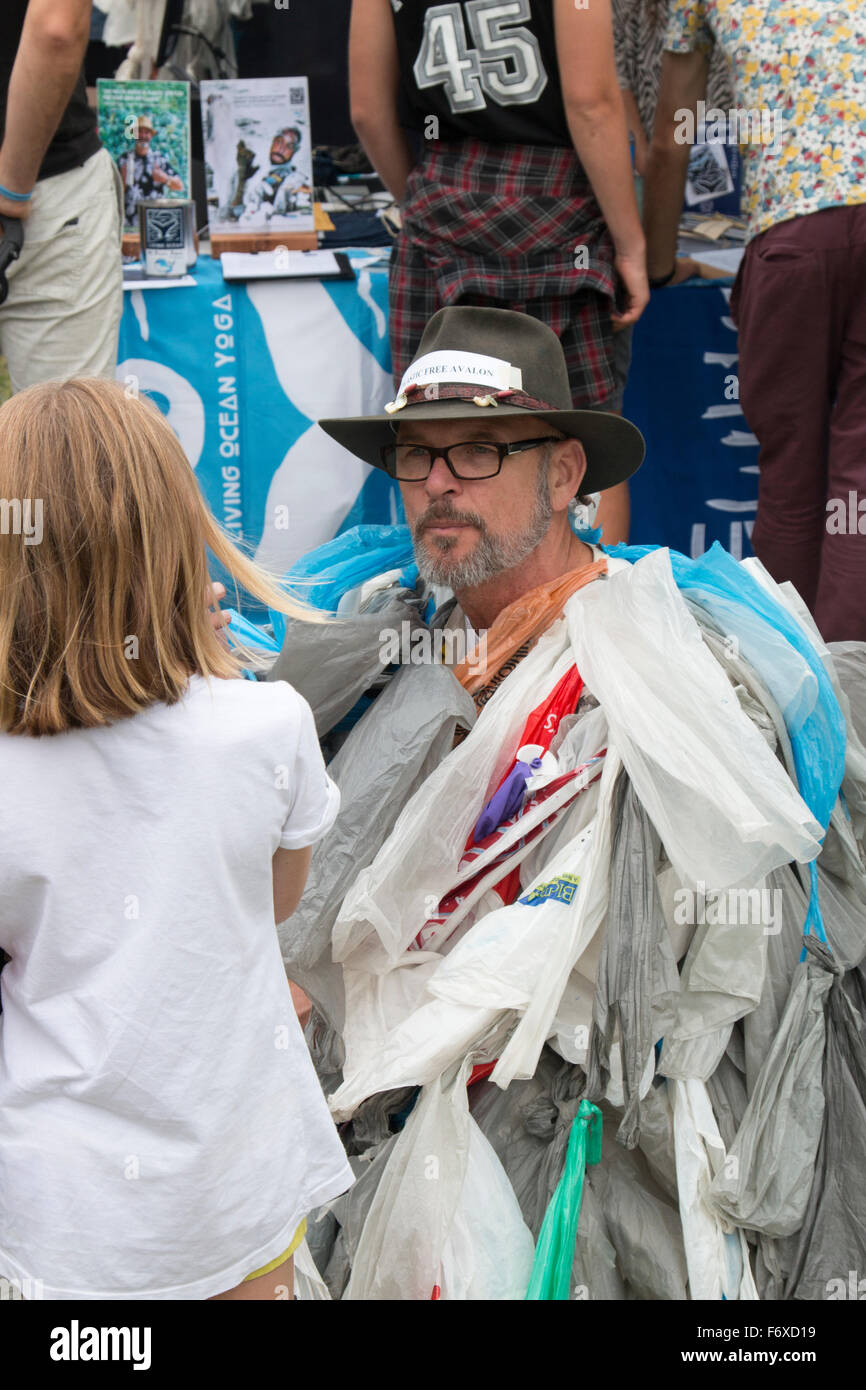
[117,114,184,226]
[642,0,866,642]
[0,377,354,1301]
[608,0,736,407]
[0,0,122,393]
[613,0,734,180]
[348,0,649,546]
[242,125,313,220]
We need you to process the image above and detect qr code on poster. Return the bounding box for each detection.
[290,87,305,103]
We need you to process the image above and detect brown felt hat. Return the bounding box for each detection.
[318,306,645,493]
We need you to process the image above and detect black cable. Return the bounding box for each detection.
[163,23,237,78]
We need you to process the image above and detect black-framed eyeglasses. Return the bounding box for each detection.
[381,437,561,482]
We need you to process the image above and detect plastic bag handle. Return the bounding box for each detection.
[525,1099,602,1300]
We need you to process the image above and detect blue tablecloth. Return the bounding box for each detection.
[118,252,401,604]
[119,255,756,607]
[624,277,757,562]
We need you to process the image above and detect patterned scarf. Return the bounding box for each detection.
[453,555,607,710]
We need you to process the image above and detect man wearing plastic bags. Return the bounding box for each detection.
[267,306,866,1301]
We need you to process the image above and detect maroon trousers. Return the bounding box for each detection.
[731,203,866,642]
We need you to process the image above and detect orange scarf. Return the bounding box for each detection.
[453,555,607,695]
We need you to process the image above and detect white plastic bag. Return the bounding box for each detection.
[440,1119,536,1299]
[293,1238,332,1301]
[565,549,822,891]
[743,560,866,796]
[433,747,623,1090]
[658,874,771,1080]
[329,753,614,1119]
[333,616,574,964]
[671,1077,758,1300]
[344,1062,534,1300]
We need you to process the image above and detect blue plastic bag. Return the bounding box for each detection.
[283,524,415,610]
[270,524,417,645]
[223,607,280,654]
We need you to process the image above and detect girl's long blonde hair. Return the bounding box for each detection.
[0,377,320,736]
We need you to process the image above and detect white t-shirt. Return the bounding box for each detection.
[0,675,354,1300]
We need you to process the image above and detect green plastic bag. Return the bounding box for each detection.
[525,1099,603,1300]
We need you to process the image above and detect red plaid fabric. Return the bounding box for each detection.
[389,138,618,408]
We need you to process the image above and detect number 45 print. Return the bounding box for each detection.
[414,1,548,114]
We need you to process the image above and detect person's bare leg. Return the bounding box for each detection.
[209,1255,294,1301]
[593,480,630,546]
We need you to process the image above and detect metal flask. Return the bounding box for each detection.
[138,198,197,277]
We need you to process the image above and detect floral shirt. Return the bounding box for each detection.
[614,0,735,140]
[664,0,866,239]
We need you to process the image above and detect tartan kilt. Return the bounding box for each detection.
[389,138,619,409]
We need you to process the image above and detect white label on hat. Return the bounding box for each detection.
[399,351,523,396]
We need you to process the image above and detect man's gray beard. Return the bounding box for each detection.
[412,456,554,591]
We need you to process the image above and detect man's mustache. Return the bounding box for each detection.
[413,504,486,534]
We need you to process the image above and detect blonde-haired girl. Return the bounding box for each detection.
[0,378,353,1300]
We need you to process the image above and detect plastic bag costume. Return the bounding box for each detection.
[253,525,866,1301]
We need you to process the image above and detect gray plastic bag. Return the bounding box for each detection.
[742,856,866,1095]
[278,659,476,1028]
[708,941,832,1237]
[587,1117,689,1301]
[585,775,679,1147]
[268,587,426,738]
[469,1051,626,1298]
[783,946,866,1299]
[322,1136,398,1299]
[470,1048,583,1237]
[705,1049,748,1150]
[742,864,809,1094]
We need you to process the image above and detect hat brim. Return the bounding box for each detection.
[318,399,645,494]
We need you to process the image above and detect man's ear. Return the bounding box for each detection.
[549,438,587,510]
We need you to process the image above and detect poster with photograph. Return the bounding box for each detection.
[200,77,314,235]
[98,79,191,233]
[685,141,735,208]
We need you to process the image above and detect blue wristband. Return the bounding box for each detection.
[0,183,33,203]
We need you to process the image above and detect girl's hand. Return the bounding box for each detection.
[207,581,231,646]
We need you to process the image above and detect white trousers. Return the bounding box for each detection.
[0,146,123,393]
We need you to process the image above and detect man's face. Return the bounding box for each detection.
[270,132,299,165]
[135,127,154,154]
[396,414,565,590]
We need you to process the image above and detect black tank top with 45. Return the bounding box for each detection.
[392,0,573,147]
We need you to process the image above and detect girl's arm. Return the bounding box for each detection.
[273,846,313,925]
[349,0,415,203]
[554,0,648,327]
